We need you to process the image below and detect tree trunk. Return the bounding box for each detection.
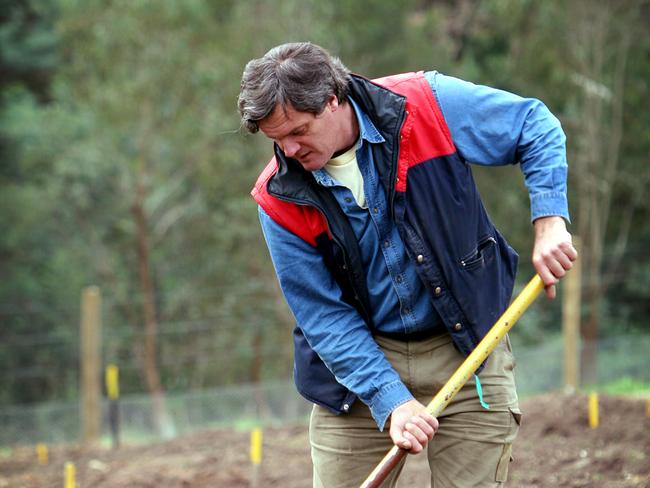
[569,0,635,388]
[447,0,480,62]
[251,328,262,384]
[133,177,175,438]
[580,275,602,386]
[251,328,271,418]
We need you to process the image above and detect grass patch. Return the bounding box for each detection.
[598,377,650,396]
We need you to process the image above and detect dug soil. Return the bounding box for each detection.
[1,393,648,487]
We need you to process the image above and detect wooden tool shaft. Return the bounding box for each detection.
[360,275,545,488]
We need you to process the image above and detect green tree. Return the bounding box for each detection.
[1,0,648,416]
[0,0,62,405]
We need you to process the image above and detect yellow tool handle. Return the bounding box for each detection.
[360,275,545,488]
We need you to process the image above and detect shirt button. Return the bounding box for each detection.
[345,197,353,203]
[373,207,379,214]
[404,307,411,314]
[434,286,442,296]
[416,254,424,263]
[343,403,350,412]
[454,322,463,331]
[384,240,390,248]
[396,275,403,283]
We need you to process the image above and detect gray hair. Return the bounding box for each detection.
[238,42,351,133]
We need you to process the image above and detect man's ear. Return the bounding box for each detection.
[328,95,339,112]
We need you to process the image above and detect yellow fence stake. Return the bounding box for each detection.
[36,443,48,465]
[105,364,121,448]
[105,364,119,400]
[64,462,76,488]
[250,428,263,487]
[250,428,262,465]
[588,392,599,429]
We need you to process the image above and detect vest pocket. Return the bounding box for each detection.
[459,235,497,270]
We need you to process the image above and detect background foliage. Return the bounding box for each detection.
[1,0,648,411]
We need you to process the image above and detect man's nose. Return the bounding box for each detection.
[282,139,300,157]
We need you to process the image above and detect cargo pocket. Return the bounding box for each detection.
[496,407,522,482]
[495,443,513,482]
[506,406,523,443]
[509,406,522,428]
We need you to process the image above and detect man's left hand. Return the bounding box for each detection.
[532,216,578,298]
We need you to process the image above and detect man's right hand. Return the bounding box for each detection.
[389,399,439,454]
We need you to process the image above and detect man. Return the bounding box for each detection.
[239,42,577,487]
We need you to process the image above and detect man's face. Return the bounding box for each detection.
[258,97,340,172]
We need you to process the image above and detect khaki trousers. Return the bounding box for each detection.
[310,333,522,487]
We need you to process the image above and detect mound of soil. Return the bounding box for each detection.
[1,393,648,487]
[509,392,649,487]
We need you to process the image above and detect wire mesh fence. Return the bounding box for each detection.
[1,333,648,447]
[513,334,650,396]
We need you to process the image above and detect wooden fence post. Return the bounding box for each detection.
[81,286,102,446]
[562,237,582,391]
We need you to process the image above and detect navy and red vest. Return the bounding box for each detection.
[252,72,518,414]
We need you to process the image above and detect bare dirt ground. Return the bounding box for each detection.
[1,393,648,487]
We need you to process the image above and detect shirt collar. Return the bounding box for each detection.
[349,96,385,144]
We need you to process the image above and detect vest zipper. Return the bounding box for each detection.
[388,97,407,219]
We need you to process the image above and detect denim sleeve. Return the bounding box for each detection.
[425,71,570,223]
[258,207,413,429]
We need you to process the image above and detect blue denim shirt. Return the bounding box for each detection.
[259,71,569,429]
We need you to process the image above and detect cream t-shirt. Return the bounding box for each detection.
[324,143,366,208]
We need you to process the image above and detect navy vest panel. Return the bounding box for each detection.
[292,327,356,411]
[399,154,518,355]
